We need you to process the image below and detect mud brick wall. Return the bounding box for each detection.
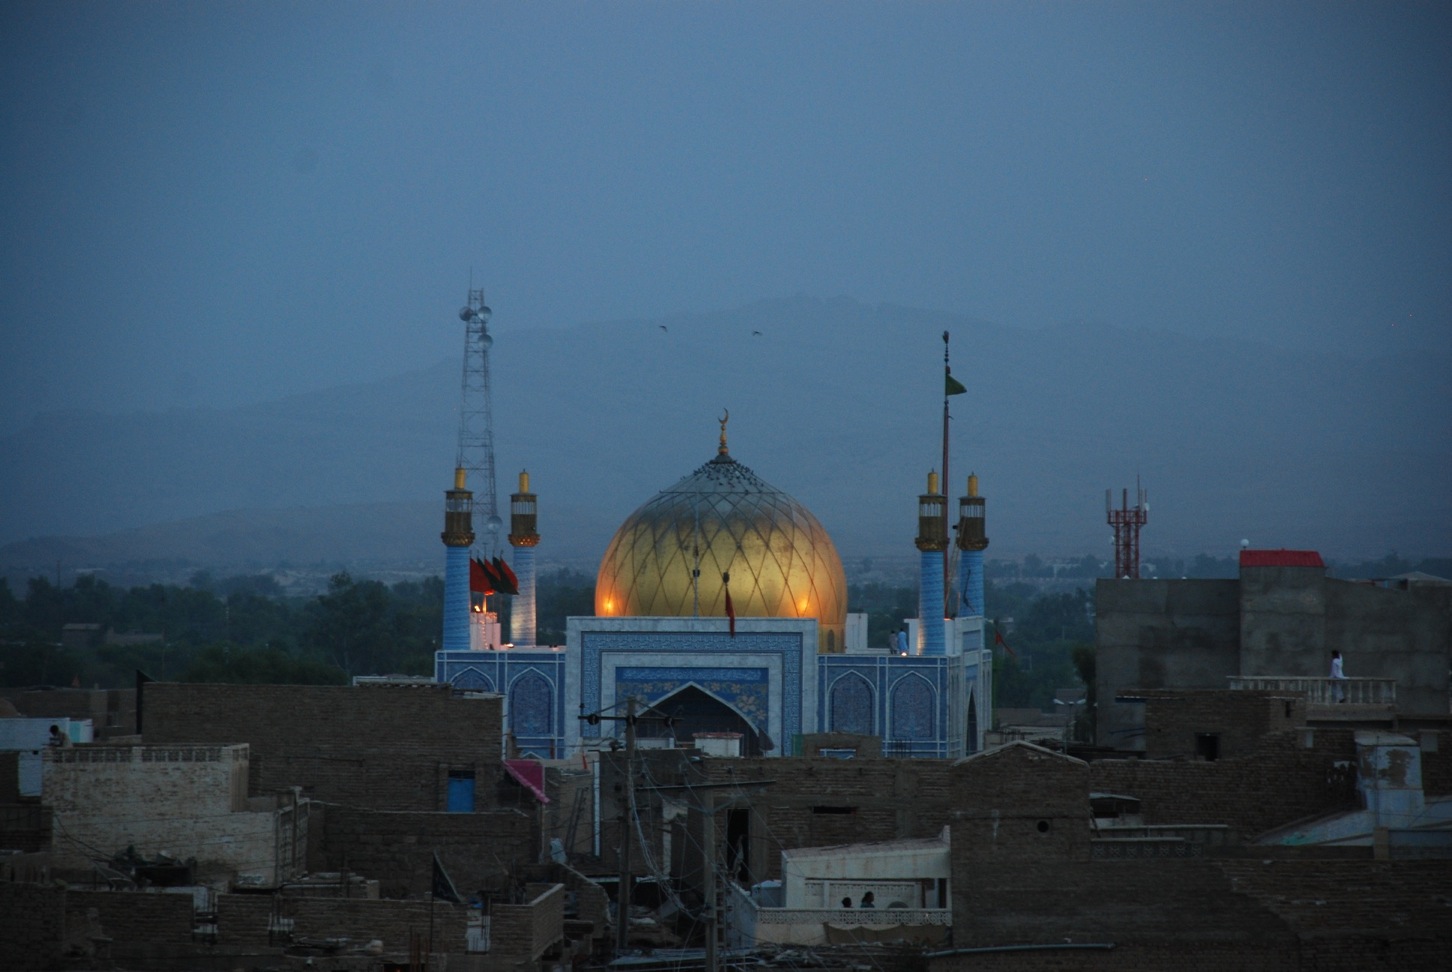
[930,942,1299,971]
[1090,730,1359,839]
[950,859,1296,955]
[3,687,138,738]
[490,882,564,962]
[0,751,20,803]
[0,849,50,883]
[688,746,1088,885]
[1419,730,1450,796]
[1214,859,1452,935]
[544,765,596,856]
[43,745,283,877]
[0,801,50,852]
[214,893,276,950]
[0,883,65,971]
[218,893,469,955]
[693,756,960,881]
[319,806,535,899]
[144,683,503,810]
[68,888,198,950]
[1142,689,1305,759]
[948,745,1091,866]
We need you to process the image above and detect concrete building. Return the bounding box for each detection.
[43,743,307,888]
[0,716,92,797]
[1096,548,1452,750]
[727,829,952,947]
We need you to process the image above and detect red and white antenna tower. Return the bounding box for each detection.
[1107,480,1148,579]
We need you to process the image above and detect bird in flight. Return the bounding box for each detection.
[752,330,762,336]
[659,324,668,332]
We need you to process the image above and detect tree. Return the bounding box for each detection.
[302,572,395,678]
[536,569,595,646]
[180,644,346,685]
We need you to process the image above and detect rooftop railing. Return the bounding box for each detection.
[1228,676,1396,706]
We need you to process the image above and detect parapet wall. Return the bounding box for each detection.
[144,682,504,810]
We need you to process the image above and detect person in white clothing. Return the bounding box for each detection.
[1330,650,1347,702]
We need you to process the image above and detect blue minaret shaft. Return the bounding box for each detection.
[508,470,539,647]
[915,471,948,655]
[441,467,475,652]
[955,474,989,617]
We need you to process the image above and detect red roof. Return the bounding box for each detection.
[503,759,550,804]
[1239,549,1325,568]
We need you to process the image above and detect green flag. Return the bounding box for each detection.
[945,368,967,396]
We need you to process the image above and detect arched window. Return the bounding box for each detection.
[829,674,874,735]
[452,668,493,692]
[890,674,935,740]
[510,672,553,735]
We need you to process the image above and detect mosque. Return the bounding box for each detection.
[434,415,993,760]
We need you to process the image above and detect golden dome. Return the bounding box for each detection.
[595,445,848,653]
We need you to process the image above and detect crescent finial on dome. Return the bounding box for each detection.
[718,409,730,455]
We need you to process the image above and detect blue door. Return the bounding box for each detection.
[447,772,475,812]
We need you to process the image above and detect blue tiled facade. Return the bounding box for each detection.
[435,647,568,759]
[437,613,990,759]
[817,653,960,758]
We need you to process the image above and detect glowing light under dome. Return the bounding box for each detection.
[594,447,848,653]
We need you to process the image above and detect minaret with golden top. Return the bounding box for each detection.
[955,473,989,617]
[508,469,539,646]
[441,467,475,652]
[915,470,947,655]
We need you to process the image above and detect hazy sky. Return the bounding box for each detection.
[3,1,1449,433]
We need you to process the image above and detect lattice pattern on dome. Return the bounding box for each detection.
[595,451,848,653]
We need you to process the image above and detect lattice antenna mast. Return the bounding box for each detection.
[456,289,503,556]
[1106,479,1148,579]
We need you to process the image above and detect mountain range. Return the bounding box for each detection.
[3,297,1448,588]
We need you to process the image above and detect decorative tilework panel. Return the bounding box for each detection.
[889,674,936,739]
[580,630,804,740]
[451,668,495,692]
[510,671,554,735]
[828,673,874,735]
[616,667,770,726]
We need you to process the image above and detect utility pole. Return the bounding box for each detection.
[615,697,637,954]
[702,797,718,972]
[581,697,674,957]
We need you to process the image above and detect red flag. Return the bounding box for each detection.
[492,556,519,596]
[723,573,735,637]
[470,556,494,595]
[994,629,1016,658]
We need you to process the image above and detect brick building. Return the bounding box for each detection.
[142,681,505,811]
[43,743,307,887]
[1096,550,1452,749]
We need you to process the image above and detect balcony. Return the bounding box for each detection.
[1228,676,1397,712]
[725,884,951,948]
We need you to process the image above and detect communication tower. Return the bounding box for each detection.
[456,289,503,556]
[1107,481,1148,579]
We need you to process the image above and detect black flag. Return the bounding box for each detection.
[431,851,462,904]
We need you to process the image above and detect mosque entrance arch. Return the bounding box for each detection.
[646,684,768,757]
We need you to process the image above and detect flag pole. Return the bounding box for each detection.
[942,331,952,621]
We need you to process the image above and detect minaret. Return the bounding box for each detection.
[915,470,948,655]
[508,469,540,647]
[955,473,989,617]
[441,467,475,652]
